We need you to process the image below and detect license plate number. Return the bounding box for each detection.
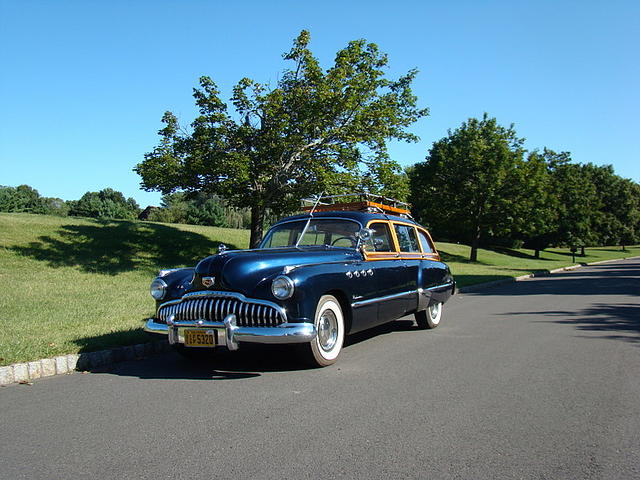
[184,329,217,347]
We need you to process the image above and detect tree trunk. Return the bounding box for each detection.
[580,246,585,256]
[534,248,540,259]
[249,205,265,249]
[470,224,481,262]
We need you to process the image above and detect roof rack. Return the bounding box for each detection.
[301,193,412,218]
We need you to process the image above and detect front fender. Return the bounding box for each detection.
[276,263,359,325]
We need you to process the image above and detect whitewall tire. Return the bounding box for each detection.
[303,295,345,367]
[415,302,443,329]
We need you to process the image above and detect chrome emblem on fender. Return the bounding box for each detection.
[202,276,216,288]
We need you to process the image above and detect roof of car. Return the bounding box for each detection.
[274,210,420,227]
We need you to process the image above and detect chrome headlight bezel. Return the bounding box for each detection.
[150,278,168,300]
[271,275,295,300]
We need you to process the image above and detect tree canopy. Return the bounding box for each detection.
[0,185,69,216]
[409,114,525,261]
[410,116,640,260]
[68,188,140,220]
[135,30,427,247]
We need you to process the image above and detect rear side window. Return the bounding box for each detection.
[394,224,420,252]
[418,230,433,254]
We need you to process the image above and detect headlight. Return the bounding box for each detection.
[271,275,294,300]
[150,278,168,300]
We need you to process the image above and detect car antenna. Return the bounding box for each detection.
[295,192,324,248]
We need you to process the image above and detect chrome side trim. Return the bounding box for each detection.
[425,282,455,291]
[351,290,417,308]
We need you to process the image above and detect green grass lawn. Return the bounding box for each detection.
[0,213,250,366]
[1,212,638,366]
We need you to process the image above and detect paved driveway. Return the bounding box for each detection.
[1,258,639,479]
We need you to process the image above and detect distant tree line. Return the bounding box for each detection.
[409,114,640,261]
[0,185,71,217]
[0,186,141,220]
[0,185,253,228]
[145,192,253,229]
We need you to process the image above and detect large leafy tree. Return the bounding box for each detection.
[550,162,598,251]
[515,149,564,257]
[582,164,638,247]
[135,30,427,247]
[409,114,525,261]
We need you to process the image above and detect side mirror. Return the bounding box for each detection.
[356,228,375,247]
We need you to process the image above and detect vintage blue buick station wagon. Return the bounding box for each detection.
[144,195,455,367]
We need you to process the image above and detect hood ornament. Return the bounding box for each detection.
[218,244,228,254]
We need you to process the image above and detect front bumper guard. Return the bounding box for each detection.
[144,314,317,351]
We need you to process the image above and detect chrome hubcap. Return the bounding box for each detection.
[318,309,338,351]
[429,303,441,322]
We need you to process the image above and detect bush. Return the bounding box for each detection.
[68,188,140,220]
[0,185,69,216]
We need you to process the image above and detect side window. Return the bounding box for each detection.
[394,224,420,252]
[417,230,433,254]
[369,223,393,252]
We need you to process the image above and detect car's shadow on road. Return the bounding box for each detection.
[88,319,419,381]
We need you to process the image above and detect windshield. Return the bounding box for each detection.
[260,219,361,248]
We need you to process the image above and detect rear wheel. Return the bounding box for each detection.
[415,302,443,329]
[300,295,345,367]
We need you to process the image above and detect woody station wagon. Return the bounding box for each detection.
[144,195,455,367]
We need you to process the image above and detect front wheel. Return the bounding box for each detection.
[415,302,443,329]
[300,295,345,367]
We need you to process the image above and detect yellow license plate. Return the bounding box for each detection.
[184,329,217,347]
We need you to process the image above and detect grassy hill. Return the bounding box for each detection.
[1,212,638,366]
[0,213,250,366]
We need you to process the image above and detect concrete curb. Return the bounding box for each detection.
[458,255,640,294]
[2,255,639,386]
[0,340,172,386]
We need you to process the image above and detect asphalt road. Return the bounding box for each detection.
[1,258,639,479]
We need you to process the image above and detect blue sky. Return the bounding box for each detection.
[1,0,638,207]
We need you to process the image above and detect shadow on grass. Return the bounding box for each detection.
[10,219,240,276]
[72,327,149,353]
[487,246,556,261]
[439,251,473,264]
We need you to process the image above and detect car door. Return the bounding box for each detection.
[349,221,409,333]
[391,222,422,314]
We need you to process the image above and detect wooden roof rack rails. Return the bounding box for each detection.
[301,193,412,218]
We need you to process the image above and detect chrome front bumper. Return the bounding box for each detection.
[144,314,317,351]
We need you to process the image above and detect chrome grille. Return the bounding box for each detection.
[158,294,285,327]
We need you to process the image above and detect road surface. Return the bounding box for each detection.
[1,258,639,479]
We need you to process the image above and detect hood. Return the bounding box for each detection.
[193,247,360,296]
